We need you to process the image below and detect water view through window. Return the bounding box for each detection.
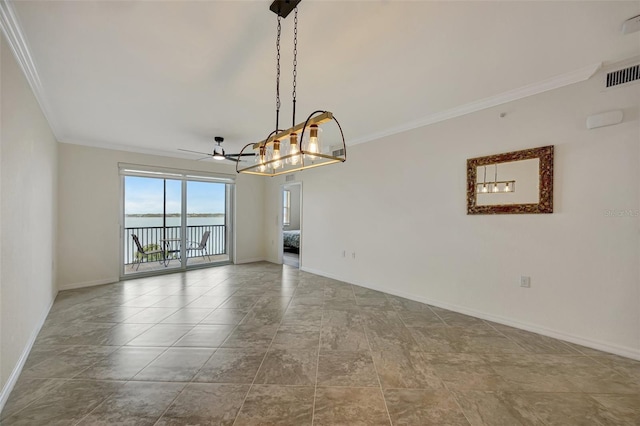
[123,175,230,275]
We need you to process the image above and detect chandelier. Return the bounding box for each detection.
[236,0,346,177]
[476,164,516,193]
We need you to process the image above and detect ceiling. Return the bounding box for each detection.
[6,1,640,159]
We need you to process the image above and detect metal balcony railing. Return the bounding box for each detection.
[124,225,226,266]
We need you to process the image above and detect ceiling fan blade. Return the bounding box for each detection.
[225,153,255,157]
[195,156,213,161]
[178,148,213,156]
[224,152,257,163]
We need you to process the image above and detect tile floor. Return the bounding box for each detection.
[1,262,639,425]
[282,251,300,268]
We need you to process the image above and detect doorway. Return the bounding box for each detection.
[281,182,302,268]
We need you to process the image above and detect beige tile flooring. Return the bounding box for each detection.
[282,252,300,268]
[1,262,639,425]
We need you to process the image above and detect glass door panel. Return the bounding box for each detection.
[185,181,229,266]
[123,176,182,275]
[162,179,183,269]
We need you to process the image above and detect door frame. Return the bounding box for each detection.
[279,181,303,267]
[119,164,235,279]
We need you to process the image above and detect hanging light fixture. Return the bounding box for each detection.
[476,163,516,194]
[236,0,346,177]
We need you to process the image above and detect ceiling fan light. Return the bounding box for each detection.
[213,145,225,160]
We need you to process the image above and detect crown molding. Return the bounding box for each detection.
[0,1,603,154]
[349,62,602,146]
[0,0,61,139]
[59,137,237,169]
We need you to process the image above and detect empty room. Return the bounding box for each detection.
[1,0,639,425]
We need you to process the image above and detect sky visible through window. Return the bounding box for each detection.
[125,176,225,215]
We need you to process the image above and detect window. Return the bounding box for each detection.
[120,164,234,276]
[283,190,291,226]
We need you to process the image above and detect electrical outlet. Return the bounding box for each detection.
[520,276,531,288]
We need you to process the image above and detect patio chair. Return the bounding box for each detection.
[131,234,165,270]
[187,230,211,261]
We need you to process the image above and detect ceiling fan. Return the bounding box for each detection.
[178,136,253,162]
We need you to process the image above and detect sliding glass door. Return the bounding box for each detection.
[123,176,183,274]
[121,166,233,277]
[185,180,229,267]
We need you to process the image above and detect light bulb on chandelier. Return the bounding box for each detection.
[288,133,300,165]
[307,125,320,157]
[272,141,283,169]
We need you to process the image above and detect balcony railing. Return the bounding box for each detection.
[124,225,226,266]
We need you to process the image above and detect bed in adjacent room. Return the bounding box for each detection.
[283,229,300,253]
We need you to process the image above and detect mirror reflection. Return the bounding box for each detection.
[466,145,553,215]
[476,158,540,206]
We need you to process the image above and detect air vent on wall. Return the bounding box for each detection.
[606,64,640,88]
[332,148,345,157]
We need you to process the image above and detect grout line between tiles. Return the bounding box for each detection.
[426,304,447,325]
[0,378,72,422]
[34,278,241,425]
[9,265,640,425]
[447,388,474,426]
[69,275,249,426]
[481,319,533,356]
[357,285,394,426]
[150,353,213,426]
[230,286,297,426]
[71,382,127,426]
[310,296,326,426]
[432,353,473,426]
[71,344,175,425]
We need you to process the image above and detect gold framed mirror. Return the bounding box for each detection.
[467,145,554,215]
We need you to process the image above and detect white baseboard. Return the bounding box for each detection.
[234,257,266,265]
[57,277,119,291]
[0,296,56,414]
[300,266,640,361]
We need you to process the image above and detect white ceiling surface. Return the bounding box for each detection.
[10,1,640,158]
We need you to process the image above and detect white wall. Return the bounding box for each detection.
[0,35,58,399]
[57,143,265,289]
[265,73,640,359]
